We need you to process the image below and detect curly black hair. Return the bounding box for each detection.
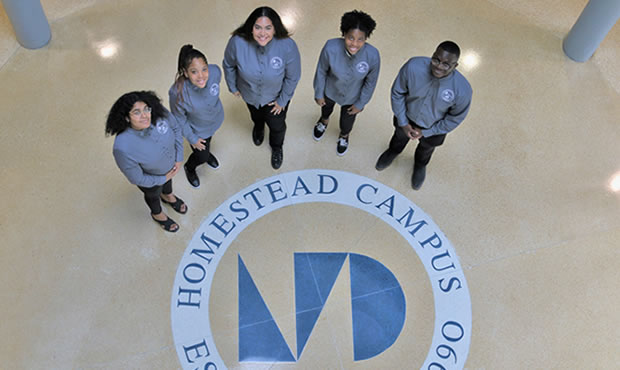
[340,10,376,38]
[232,6,290,41]
[105,91,166,136]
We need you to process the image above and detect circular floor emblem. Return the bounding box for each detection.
[171,169,472,369]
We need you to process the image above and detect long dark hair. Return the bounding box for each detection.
[232,6,290,41]
[105,91,166,136]
[174,44,208,104]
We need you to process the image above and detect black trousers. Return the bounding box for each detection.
[137,179,172,215]
[320,96,357,136]
[387,116,446,167]
[246,102,289,149]
[185,136,214,171]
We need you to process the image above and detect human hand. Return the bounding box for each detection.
[192,138,206,151]
[233,91,241,98]
[401,124,421,140]
[315,98,326,107]
[347,105,362,115]
[166,162,182,180]
[268,101,284,115]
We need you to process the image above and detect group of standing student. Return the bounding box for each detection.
[105,6,472,233]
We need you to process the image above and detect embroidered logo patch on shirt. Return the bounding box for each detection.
[441,89,455,103]
[210,83,219,96]
[270,56,284,69]
[156,121,169,135]
[356,61,369,74]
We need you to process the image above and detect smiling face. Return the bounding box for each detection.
[128,101,151,130]
[430,48,459,78]
[252,16,275,46]
[184,57,209,89]
[344,28,366,55]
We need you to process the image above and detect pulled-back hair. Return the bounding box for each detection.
[437,40,461,59]
[174,44,208,103]
[340,10,376,38]
[105,91,166,136]
[232,6,290,41]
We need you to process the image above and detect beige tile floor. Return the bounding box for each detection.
[1,0,619,368]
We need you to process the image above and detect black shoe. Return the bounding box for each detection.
[375,150,397,171]
[206,153,220,169]
[411,165,426,190]
[337,136,349,156]
[252,127,264,146]
[271,147,283,170]
[313,120,327,141]
[184,164,200,188]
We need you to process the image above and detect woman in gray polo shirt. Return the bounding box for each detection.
[223,6,301,170]
[106,91,186,233]
[313,10,380,156]
[169,44,224,188]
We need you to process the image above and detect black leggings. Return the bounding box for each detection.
[246,102,289,149]
[320,96,357,136]
[137,179,172,214]
[185,136,214,171]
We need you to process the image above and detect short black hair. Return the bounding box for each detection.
[340,10,376,38]
[105,91,166,136]
[232,6,290,41]
[437,40,461,59]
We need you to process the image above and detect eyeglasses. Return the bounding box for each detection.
[431,57,456,69]
[129,106,152,117]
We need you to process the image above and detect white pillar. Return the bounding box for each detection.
[563,0,620,62]
[1,0,51,49]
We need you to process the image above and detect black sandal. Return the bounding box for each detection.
[151,215,179,232]
[161,195,187,214]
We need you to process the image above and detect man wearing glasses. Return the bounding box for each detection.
[375,41,472,190]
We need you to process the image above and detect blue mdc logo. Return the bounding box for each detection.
[238,252,406,362]
[171,169,472,369]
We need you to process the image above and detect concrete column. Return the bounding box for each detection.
[1,0,51,49]
[563,0,620,62]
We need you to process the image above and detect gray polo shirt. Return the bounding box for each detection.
[168,64,224,145]
[313,38,380,109]
[113,111,184,188]
[391,57,472,137]
[223,35,301,108]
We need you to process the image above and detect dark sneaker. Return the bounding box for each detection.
[184,164,200,188]
[252,127,264,146]
[411,165,426,190]
[336,136,349,156]
[271,147,283,169]
[313,121,327,141]
[375,150,397,171]
[206,153,220,169]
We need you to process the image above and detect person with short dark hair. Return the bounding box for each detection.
[106,91,186,232]
[223,6,301,170]
[375,41,472,190]
[313,10,380,155]
[169,44,224,188]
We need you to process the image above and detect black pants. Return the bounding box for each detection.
[320,96,357,136]
[246,102,289,148]
[387,116,446,167]
[138,179,172,215]
[185,136,214,171]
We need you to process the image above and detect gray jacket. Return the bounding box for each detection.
[113,110,183,187]
[313,38,380,109]
[391,57,472,137]
[223,35,301,108]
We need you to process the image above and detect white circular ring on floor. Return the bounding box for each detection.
[171,169,472,369]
